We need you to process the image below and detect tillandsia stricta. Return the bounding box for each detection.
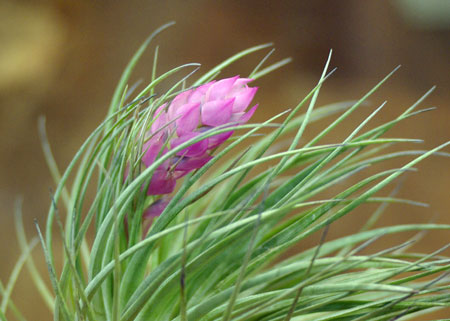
[4,23,450,321]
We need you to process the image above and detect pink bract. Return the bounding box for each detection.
[143,75,258,196]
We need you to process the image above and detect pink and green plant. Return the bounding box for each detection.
[1,24,449,321]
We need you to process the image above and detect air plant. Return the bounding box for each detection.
[2,23,449,321]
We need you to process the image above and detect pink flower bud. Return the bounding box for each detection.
[143,76,258,196]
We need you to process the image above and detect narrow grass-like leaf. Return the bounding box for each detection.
[251,57,293,80]
[13,198,54,311]
[106,22,175,121]
[0,238,38,315]
[35,220,72,321]
[193,43,273,86]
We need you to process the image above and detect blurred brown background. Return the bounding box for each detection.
[0,0,449,320]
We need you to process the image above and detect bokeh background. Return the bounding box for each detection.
[1,1,449,320]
